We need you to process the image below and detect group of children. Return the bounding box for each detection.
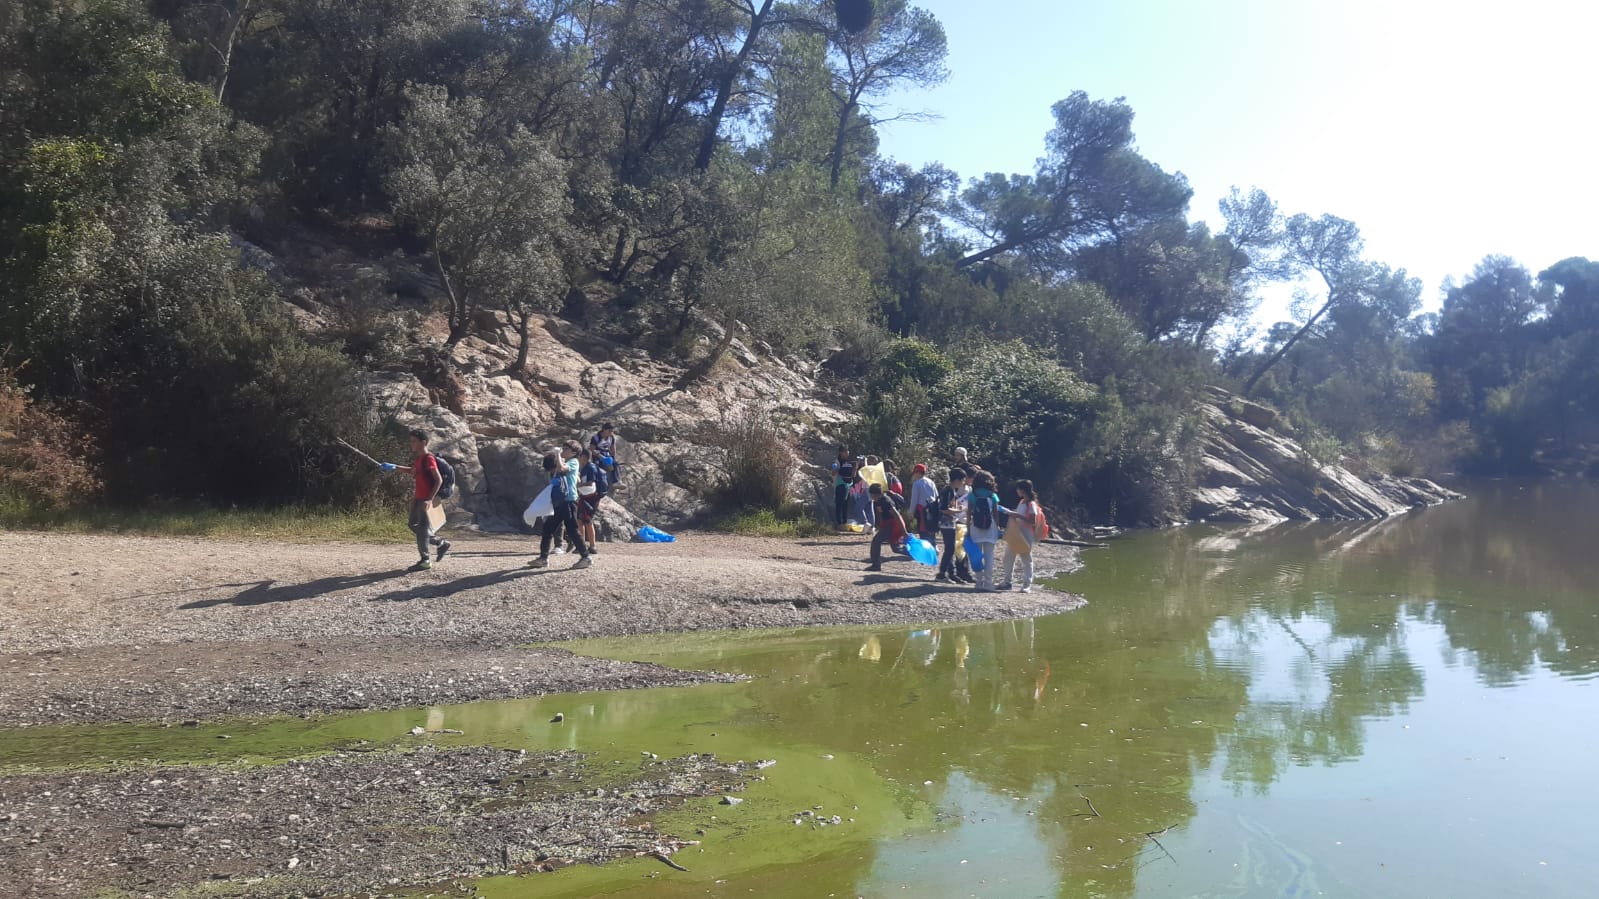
[835,447,1047,593]
[393,424,624,572]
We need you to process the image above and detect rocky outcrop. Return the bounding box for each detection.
[358,310,1457,535]
[362,312,852,536]
[1190,389,1461,524]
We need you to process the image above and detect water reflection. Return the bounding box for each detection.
[549,479,1599,898]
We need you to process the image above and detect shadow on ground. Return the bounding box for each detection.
[181,571,409,609]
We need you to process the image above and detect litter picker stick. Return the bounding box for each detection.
[335,437,385,468]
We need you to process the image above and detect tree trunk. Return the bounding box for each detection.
[828,99,855,190]
[1242,297,1335,396]
[956,237,1027,269]
[694,0,775,172]
[512,308,533,372]
[676,325,736,388]
[434,250,470,346]
[210,0,253,103]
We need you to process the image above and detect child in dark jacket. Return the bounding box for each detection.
[866,483,909,572]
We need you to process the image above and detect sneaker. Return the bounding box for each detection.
[553,545,568,555]
[588,543,600,554]
[571,555,592,570]
[434,540,452,563]
[934,573,951,583]
[997,582,1013,591]
[866,564,882,572]
[1019,586,1033,593]
[955,574,975,585]
[408,559,432,572]
[528,556,548,569]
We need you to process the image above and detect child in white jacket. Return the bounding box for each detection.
[999,479,1042,592]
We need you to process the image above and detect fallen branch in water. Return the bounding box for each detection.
[647,850,689,872]
[1143,824,1178,865]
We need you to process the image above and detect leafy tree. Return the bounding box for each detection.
[930,340,1097,489]
[955,92,1190,272]
[676,161,870,383]
[823,0,947,188]
[1242,213,1367,395]
[388,85,571,355]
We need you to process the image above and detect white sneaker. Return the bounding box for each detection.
[1019,586,1032,594]
[553,546,568,555]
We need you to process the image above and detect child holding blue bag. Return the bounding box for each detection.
[965,471,1002,592]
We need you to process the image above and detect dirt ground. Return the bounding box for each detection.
[1,744,762,898]
[0,529,1081,898]
[0,530,1082,725]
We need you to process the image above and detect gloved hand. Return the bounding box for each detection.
[380,463,396,472]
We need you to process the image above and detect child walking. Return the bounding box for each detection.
[390,429,449,571]
[529,448,591,570]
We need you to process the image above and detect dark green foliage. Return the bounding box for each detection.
[6,0,1589,525]
[1,0,375,508]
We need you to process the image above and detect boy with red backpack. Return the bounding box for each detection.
[384,429,452,571]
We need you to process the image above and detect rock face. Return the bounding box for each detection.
[356,312,1457,535]
[364,313,852,536]
[1190,389,1461,524]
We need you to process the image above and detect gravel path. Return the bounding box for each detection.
[0,744,760,898]
[0,531,1082,725]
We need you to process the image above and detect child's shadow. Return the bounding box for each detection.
[370,568,539,603]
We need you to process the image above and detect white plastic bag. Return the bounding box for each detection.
[523,483,555,526]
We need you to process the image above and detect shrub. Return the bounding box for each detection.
[704,410,799,512]
[930,340,1097,484]
[716,507,829,538]
[826,318,892,379]
[0,369,102,511]
[868,338,952,394]
[851,378,935,466]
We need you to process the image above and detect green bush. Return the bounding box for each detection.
[715,507,829,538]
[930,340,1097,484]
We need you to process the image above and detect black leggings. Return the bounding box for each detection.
[540,505,586,557]
[834,484,849,526]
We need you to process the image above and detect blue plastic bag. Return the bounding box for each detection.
[637,525,675,543]
[906,537,938,566]
[962,534,986,572]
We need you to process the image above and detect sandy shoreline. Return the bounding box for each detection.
[1,530,1081,725]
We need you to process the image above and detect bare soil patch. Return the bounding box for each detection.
[0,744,759,898]
[0,530,1081,725]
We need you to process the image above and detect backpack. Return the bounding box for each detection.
[971,491,995,530]
[433,455,456,499]
[1037,505,1050,541]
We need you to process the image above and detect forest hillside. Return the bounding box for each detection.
[3,0,1594,528]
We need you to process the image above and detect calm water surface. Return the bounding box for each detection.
[8,480,1595,898]
[530,479,1599,898]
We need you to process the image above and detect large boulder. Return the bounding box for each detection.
[362,312,853,537]
[1189,391,1460,523]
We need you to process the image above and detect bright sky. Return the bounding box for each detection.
[875,0,1598,323]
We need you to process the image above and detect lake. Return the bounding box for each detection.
[504,478,1599,898]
